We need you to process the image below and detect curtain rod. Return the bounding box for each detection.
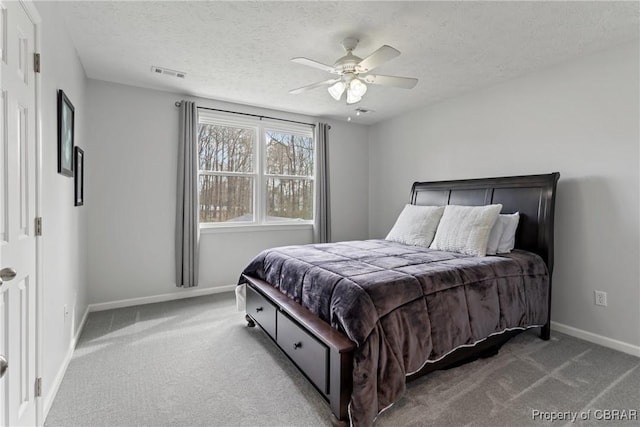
[175,101,317,128]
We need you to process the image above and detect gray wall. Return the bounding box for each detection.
[86,80,369,304]
[368,42,640,349]
[36,1,89,413]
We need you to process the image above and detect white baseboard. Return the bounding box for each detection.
[43,305,90,420]
[88,285,236,312]
[551,321,640,357]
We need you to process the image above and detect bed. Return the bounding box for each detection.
[238,172,559,426]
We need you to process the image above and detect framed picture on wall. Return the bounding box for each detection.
[74,147,84,206]
[58,90,75,177]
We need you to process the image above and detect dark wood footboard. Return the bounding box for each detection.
[243,275,355,423]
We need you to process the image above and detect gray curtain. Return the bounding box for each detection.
[175,101,200,287]
[313,123,331,243]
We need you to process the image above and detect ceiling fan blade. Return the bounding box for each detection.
[289,78,341,95]
[356,45,400,73]
[291,57,337,74]
[363,74,418,89]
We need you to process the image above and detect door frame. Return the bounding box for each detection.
[18,1,43,424]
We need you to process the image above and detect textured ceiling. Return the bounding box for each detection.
[60,1,639,125]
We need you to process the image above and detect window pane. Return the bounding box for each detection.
[198,123,255,172]
[265,131,314,176]
[199,175,253,223]
[266,178,313,221]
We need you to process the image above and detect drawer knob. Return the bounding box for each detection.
[256,307,263,312]
[293,342,302,350]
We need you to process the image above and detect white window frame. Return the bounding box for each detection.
[198,110,315,231]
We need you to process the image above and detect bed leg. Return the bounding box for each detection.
[245,314,256,328]
[540,323,550,340]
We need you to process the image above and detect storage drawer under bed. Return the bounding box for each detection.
[242,274,356,423]
[246,284,277,338]
[277,311,329,394]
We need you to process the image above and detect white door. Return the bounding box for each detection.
[0,1,38,426]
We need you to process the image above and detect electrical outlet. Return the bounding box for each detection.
[594,290,607,307]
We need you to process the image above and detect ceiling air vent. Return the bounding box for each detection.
[347,107,374,121]
[151,66,187,79]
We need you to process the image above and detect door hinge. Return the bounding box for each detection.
[35,377,42,397]
[34,53,40,73]
[35,217,42,236]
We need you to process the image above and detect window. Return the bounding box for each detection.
[198,111,315,227]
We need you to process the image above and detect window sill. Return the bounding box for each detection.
[200,223,314,234]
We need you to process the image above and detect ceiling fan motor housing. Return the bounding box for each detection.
[334,37,363,73]
[334,53,362,74]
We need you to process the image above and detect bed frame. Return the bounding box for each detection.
[243,172,560,425]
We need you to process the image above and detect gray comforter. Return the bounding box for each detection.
[239,240,549,426]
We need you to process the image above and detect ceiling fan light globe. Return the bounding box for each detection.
[350,79,367,97]
[346,90,362,104]
[328,81,346,100]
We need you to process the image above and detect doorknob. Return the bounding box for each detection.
[0,267,16,286]
[0,355,7,379]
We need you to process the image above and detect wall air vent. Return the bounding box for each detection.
[151,66,187,79]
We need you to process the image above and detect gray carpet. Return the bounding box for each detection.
[45,292,640,427]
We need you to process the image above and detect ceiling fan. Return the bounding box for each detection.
[289,37,418,104]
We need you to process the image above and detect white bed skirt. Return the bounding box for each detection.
[235,283,246,312]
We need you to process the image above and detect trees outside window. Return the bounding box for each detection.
[265,131,314,221]
[198,112,314,226]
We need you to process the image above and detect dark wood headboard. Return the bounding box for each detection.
[410,172,560,273]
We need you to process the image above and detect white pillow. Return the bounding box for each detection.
[385,204,445,247]
[496,212,520,253]
[486,213,520,255]
[430,204,503,256]
[486,218,505,255]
